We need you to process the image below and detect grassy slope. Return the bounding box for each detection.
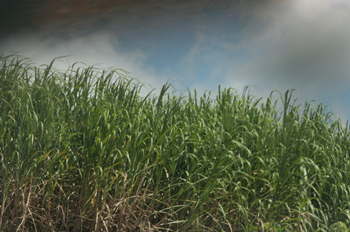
[1,54,350,231]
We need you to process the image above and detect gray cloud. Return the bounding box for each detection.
[221,0,350,120]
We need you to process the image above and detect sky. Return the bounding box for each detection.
[1,0,350,123]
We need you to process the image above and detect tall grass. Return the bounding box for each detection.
[1,53,350,231]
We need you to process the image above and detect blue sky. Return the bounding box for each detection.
[1,0,350,122]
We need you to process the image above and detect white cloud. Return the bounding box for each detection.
[1,30,168,95]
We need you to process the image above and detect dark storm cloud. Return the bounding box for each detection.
[0,0,264,38]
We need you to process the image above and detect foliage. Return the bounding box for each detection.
[1,53,350,231]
